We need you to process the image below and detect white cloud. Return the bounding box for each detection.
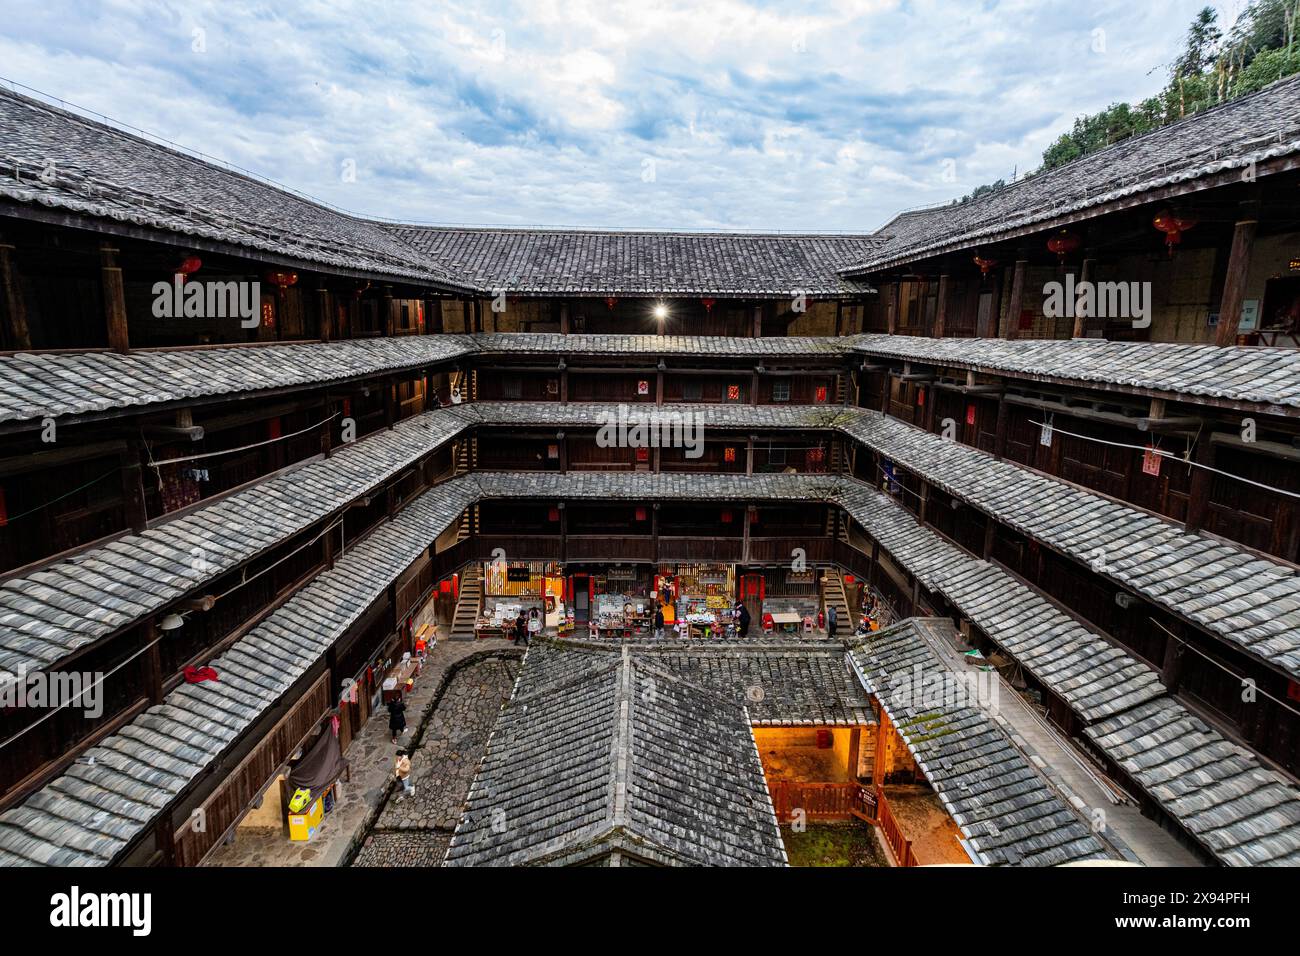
[0,0,1236,230]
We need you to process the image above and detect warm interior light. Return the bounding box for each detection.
[653,302,668,320]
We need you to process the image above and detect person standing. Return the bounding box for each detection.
[653,604,665,640]
[514,612,527,645]
[387,697,407,744]
[394,749,415,799]
[826,604,838,640]
[735,601,751,638]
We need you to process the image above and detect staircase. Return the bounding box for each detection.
[450,564,483,640]
[822,568,852,635]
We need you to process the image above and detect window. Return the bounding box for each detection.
[769,442,786,466]
[772,380,791,402]
[502,378,522,399]
[682,381,702,401]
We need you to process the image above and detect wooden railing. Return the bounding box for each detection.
[769,781,865,822]
[876,788,920,867]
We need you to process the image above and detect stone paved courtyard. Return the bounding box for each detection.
[352,655,519,866]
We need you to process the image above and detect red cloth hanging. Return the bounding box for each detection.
[183,665,220,683]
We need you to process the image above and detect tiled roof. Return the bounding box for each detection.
[515,638,873,726]
[0,88,470,290]
[840,409,1300,681]
[6,332,1300,428]
[854,335,1300,412]
[0,408,474,684]
[392,226,877,297]
[11,398,1296,698]
[848,618,1112,866]
[0,336,477,426]
[472,332,855,357]
[844,74,1300,273]
[444,645,786,867]
[0,478,474,865]
[832,480,1165,724]
[1085,698,1300,866]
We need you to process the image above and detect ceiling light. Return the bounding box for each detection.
[653,302,668,320]
[158,613,185,631]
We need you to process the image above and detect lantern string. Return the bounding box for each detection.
[0,468,120,523]
[142,412,340,469]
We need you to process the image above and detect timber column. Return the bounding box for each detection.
[1214,200,1260,347]
[100,243,130,353]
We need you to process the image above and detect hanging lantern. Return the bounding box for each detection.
[1153,209,1197,255]
[175,255,202,283]
[605,297,617,310]
[701,297,716,313]
[1045,230,1081,266]
[264,270,299,300]
[973,255,998,279]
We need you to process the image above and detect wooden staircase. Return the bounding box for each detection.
[822,568,852,633]
[450,564,483,640]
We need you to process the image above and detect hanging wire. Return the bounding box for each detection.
[1027,419,1300,500]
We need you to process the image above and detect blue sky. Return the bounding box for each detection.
[0,0,1246,231]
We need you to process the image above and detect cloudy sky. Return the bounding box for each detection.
[0,0,1247,231]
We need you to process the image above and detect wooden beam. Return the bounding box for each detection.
[932,275,949,338]
[316,286,332,343]
[1214,202,1260,347]
[0,235,31,350]
[1002,260,1027,340]
[120,439,148,534]
[1072,258,1094,339]
[100,243,130,353]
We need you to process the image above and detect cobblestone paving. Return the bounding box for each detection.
[352,655,519,865]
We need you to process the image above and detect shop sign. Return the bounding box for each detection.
[786,570,815,585]
[507,567,532,582]
[698,571,728,585]
[607,567,636,581]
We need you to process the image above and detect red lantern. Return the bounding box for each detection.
[264,270,299,299]
[605,297,617,310]
[720,509,734,524]
[175,255,202,283]
[548,507,560,522]
[973,255,998,279]
[1153,210,1197,255]
[1046,229,1081,265]
[701,298,716,313]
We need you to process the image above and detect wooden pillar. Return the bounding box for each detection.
[651,504,660,563]
[381,286,395,337]
[992,397,1009,460]
[846,726,861,780]
[1214,203,1260,347]
[834,300,844,337]
[750,370,760,406]
[932,275,949,338]
[100,243,130,353]
[1002,260,1027,340]
[1071,258,1094,339]
[560,301,570,334]
[982,515,996,559]
[462,298,472,333]
[120,439,148,533]
[745,437,754,476]
[143,621,163,705]
[1184,437,1215,533]
[867,539,880,591]
[886,281,899,335]
[384,377,396,430]
[918,482,930,525]
[316,286,332,343]
[742,505,752,563]
[872,711,890,789]
[1160,629,1185,692]
[655,369,664,406]
[752,304,763,338]
[558,433,568,474]
[560,365,569,403]
[0,235,31,350]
